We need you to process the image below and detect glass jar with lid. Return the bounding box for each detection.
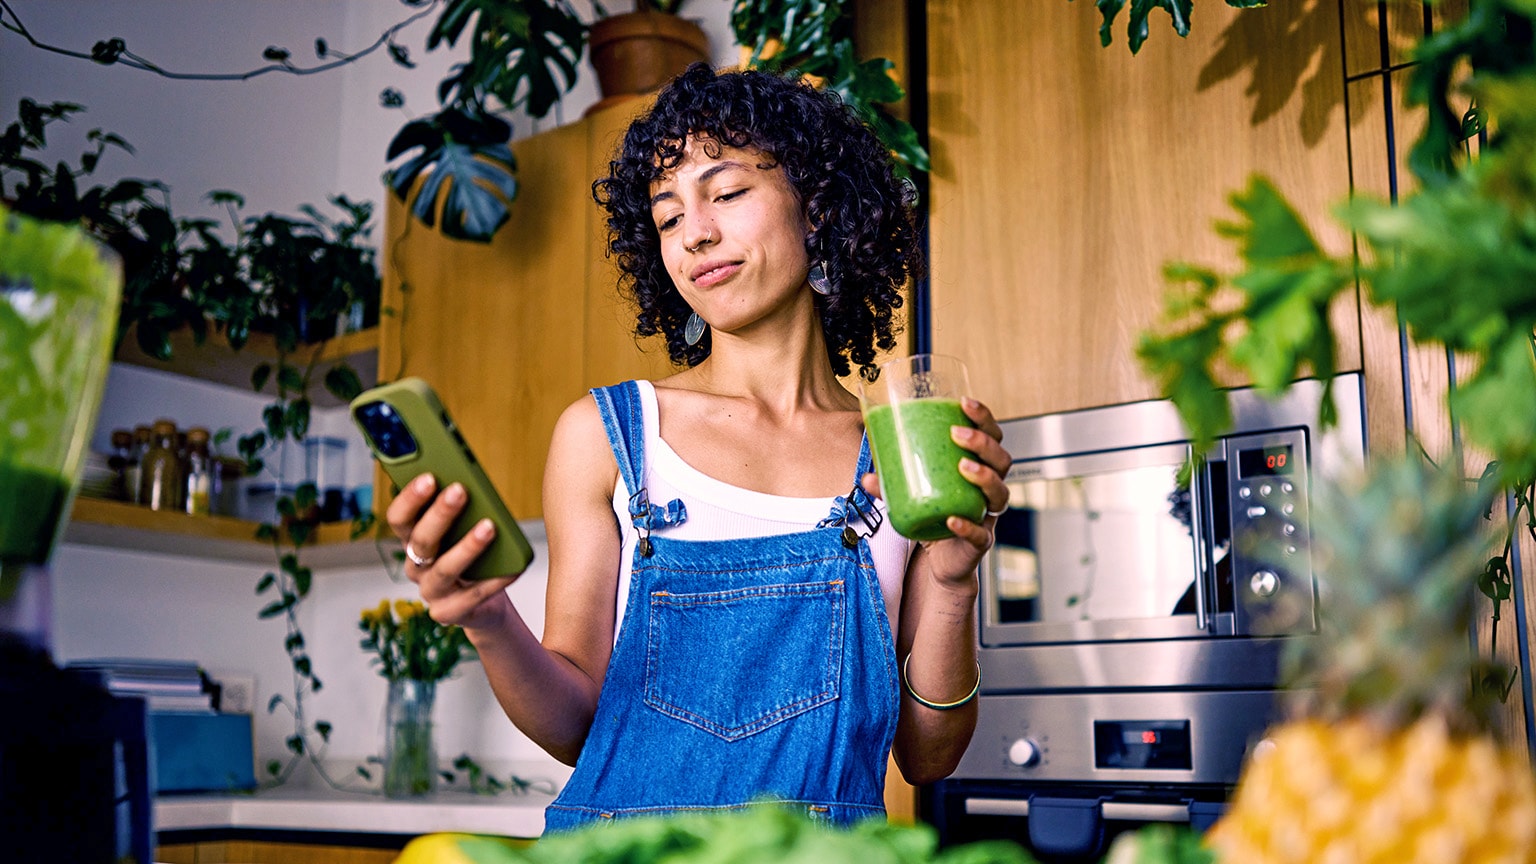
[139,419,183,512]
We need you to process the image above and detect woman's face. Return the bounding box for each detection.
[649,136,812,338]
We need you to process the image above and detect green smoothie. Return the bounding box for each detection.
[0,205,122,574]
[0,463,71,568]
[864,398,987,541]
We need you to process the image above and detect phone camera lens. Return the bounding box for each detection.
[355,401,418,459]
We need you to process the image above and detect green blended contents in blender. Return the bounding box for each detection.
[0,205,123,572]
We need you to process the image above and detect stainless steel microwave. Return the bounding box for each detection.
[982,375,1366,655]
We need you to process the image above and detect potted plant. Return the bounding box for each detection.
[388,0,926,241]
[1131,0,1536,857]
[386,0,706,243]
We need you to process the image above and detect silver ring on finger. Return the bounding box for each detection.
[405,541,435,568]
[985,505,1008,518]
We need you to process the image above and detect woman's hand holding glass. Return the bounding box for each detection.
[861,395,1011,587]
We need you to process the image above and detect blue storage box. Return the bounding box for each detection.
[149,712,256,794]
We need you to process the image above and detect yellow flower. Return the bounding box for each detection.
[360,596,472,682]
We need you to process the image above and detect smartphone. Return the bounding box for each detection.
[350,378,534,580]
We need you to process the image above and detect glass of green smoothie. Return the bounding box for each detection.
[861,354,987,541]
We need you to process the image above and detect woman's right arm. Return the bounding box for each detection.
[387,395,622,765]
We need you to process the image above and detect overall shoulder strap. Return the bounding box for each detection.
[818,431,881,546]
[590,381,646,502]
[589,381,687,550]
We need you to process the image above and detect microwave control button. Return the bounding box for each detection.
[1238,485,1252,499]
[1250,569,1280,598]
[1281,481,1294,494]
[1285,545,1299,557]
[1282,502,1295,516]
[1008,737,1042,768]
[1283,522,1298,537]
[1246,505,1267,519]
[1259,483,1273,497]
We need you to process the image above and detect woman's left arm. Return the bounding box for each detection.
[878,397,1012,785]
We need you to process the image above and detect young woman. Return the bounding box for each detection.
[387,63,1012,830]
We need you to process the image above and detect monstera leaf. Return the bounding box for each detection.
[386,108,518,243]
[1083,0,1267,54]
[429,0,586,122]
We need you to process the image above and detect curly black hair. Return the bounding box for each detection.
[592,62,923,382]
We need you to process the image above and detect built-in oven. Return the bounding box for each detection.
[927,374,1366,861]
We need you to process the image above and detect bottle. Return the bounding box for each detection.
[128,425,153,505]
[139,419,183,512]
[107,429,136,502]
[183,427,213,516]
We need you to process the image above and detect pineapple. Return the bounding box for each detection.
[1207,456,1536,864]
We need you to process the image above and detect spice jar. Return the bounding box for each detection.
[183,427,212,516]
[107,429,136,502]
[128,424,153,505]
[139,419,183,512]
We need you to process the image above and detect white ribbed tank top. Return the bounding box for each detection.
[608,381,914,640]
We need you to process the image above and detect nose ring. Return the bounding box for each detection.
[685,228,715,254]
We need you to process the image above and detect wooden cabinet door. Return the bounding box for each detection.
[926,0,1360,420]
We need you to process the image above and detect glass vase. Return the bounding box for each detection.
[383,677,438,798]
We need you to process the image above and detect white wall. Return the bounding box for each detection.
[2,0,739,787]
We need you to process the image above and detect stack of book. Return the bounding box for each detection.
[65,658,214,714]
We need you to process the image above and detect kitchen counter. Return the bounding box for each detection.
[156,764,569,840]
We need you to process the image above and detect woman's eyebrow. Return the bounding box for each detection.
[649,161,751,208]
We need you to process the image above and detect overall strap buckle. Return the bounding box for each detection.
[629,488,688,557]
[818,483,883,549]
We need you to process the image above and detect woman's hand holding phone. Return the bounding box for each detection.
[386,472,518,630]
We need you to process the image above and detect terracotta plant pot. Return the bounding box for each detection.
[586,10,709,113]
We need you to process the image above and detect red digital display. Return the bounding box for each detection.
[1238,444,1295,478]
[1141,730,1159,745]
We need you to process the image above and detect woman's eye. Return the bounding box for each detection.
[716,189,746,203]
[655,214,681,232]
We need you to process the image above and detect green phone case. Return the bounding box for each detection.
[350,378,534,580]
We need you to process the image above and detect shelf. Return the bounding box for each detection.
[63,496,390,569]
[114,326,380,407]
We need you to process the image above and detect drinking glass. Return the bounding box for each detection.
[860,354,987,541]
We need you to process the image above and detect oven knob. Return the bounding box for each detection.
[1250,569,1280,598]
[1007,738,1042,767]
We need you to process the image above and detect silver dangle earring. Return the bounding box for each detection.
[808,261,837,296]
[684,311,707,346]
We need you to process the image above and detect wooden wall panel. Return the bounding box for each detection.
[927,0,1359,419]
[583,98,678,391]
[381,120,607,517]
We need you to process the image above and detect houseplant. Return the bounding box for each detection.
[1130,0,1536,858]
[388,0,927,240]
[385,0,706,242]
[730,0,928,175]
[1,96,387,790]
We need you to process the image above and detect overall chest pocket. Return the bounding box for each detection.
[644,579,846,741]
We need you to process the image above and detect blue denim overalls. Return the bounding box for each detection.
[543,381,900,830]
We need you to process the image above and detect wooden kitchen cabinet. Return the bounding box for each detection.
[925,0,1361,419]
[378,99,673,519]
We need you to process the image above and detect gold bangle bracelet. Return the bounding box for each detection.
[901,654,981,711]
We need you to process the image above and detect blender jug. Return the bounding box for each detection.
[0,205,153,864]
